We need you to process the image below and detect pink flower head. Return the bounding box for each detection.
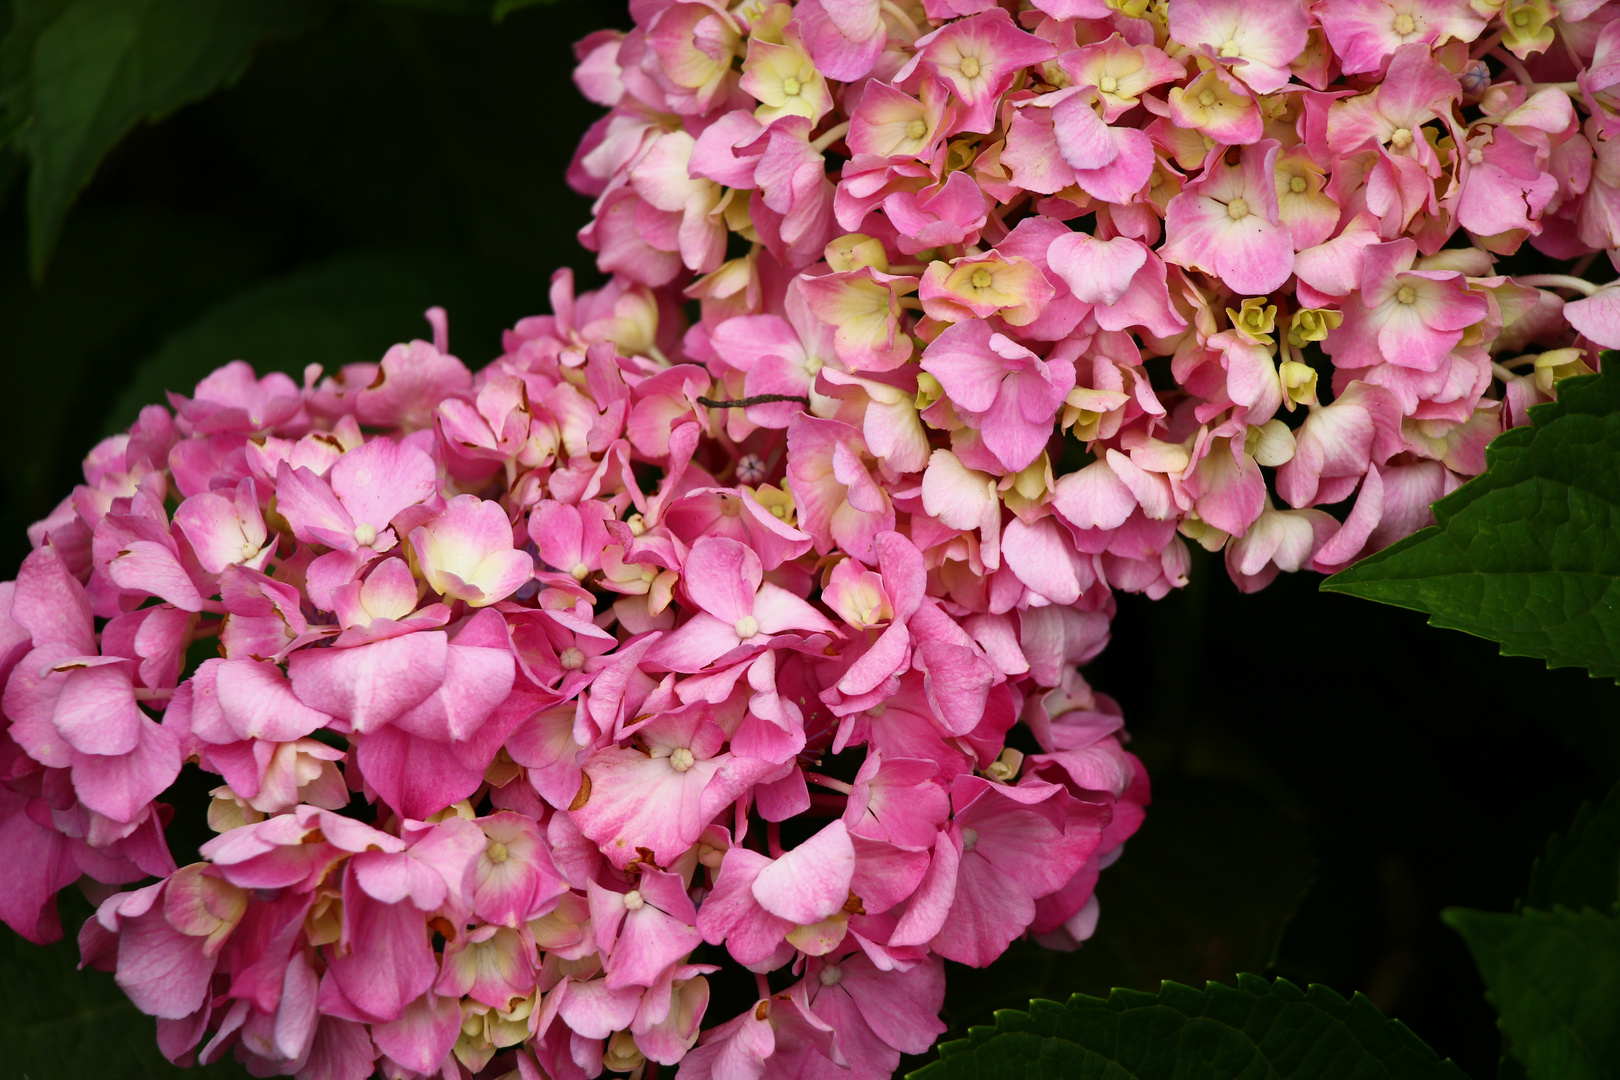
[1168,0,1309,94]
[1316,0,1486,75]
[897,8,1056,134]
[168,361,304,436]
[172,478,272,576]
[920,254,1056,327]
[573,701,764,868]
[275,436,437,558]
[1161,139,1295,295]
[920,321,1077,472]
[1325,238,1488,372]
[411,494,535,607]
[650,536,836,672]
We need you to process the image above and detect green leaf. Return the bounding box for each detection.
[491,0,554,17]
[107,247,548,433]
[942,778,1314,1033]
[0,892,250,1079]
[1323,371,1620,680]
[912,975,1469,1080]
[11,0,327,277]
[1525,780,1620,912]
[1445,907,1620,1080]
[0,206,272,579]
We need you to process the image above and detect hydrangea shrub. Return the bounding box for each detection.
[0,0,1614,1077]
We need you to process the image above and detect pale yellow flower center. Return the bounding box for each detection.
[1396,285,1417,304]
[670,748,696,773]
[1226,197,1250,219]
[959,55,981,79]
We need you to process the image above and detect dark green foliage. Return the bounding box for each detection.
[1325,372,1620,680]
[1444,908,1620,1080]
[913,975,1468,1080]
[4,0,326,275]
[1525,780,1620,913]
[0,893,249,1079]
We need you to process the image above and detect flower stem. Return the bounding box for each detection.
[811,121,851,154]
[1515,274,1599,295]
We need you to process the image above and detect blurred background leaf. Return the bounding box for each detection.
[9,0,328,276]
[107,247,549,431]
[0,891,250,1078]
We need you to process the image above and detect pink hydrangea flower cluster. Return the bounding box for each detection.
[0,310,1144,1080]
[3,0,1618,1074]
[572,0,1614,589]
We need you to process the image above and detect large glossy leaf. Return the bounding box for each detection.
[912,975,1469,1080]
[1323,372,1620,680]
[1445,907,1620,1080]
[0,893,249,1078]
[7,0,325,276]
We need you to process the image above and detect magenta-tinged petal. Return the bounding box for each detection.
[0,786,79,944]
[412,495,535,607]
[1565,288,1620,347]
[604,870,703,989]
[557,978,646,1040]
[51,659,142,755]
[12,542,95,652]
[683,537,764,623]
[648,613,747,673]
[1047,233,1147,307]
[112,893,217,1019]
[834,951,946,1054]
[329,436,438,536]
[889,830,962,947]
[328,868,437,1023]
[752,820,857,925]
[355,725,488,822]
[71,718,182,824]
[370,993,461,1075]
[697,848,794,965]
[288,632,448,733]
[750,583,837,637]
[391,636,515,744]
[215,658,332,743]
[275,463,356,550]
[676,1004,775,1080]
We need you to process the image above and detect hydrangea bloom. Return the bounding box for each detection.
[2,0,1613,1076]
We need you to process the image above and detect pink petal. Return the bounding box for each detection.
[752,820,857,925]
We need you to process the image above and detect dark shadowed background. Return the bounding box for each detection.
[1,3,1616,1076]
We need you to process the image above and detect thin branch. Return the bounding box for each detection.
[697,394,810,409]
